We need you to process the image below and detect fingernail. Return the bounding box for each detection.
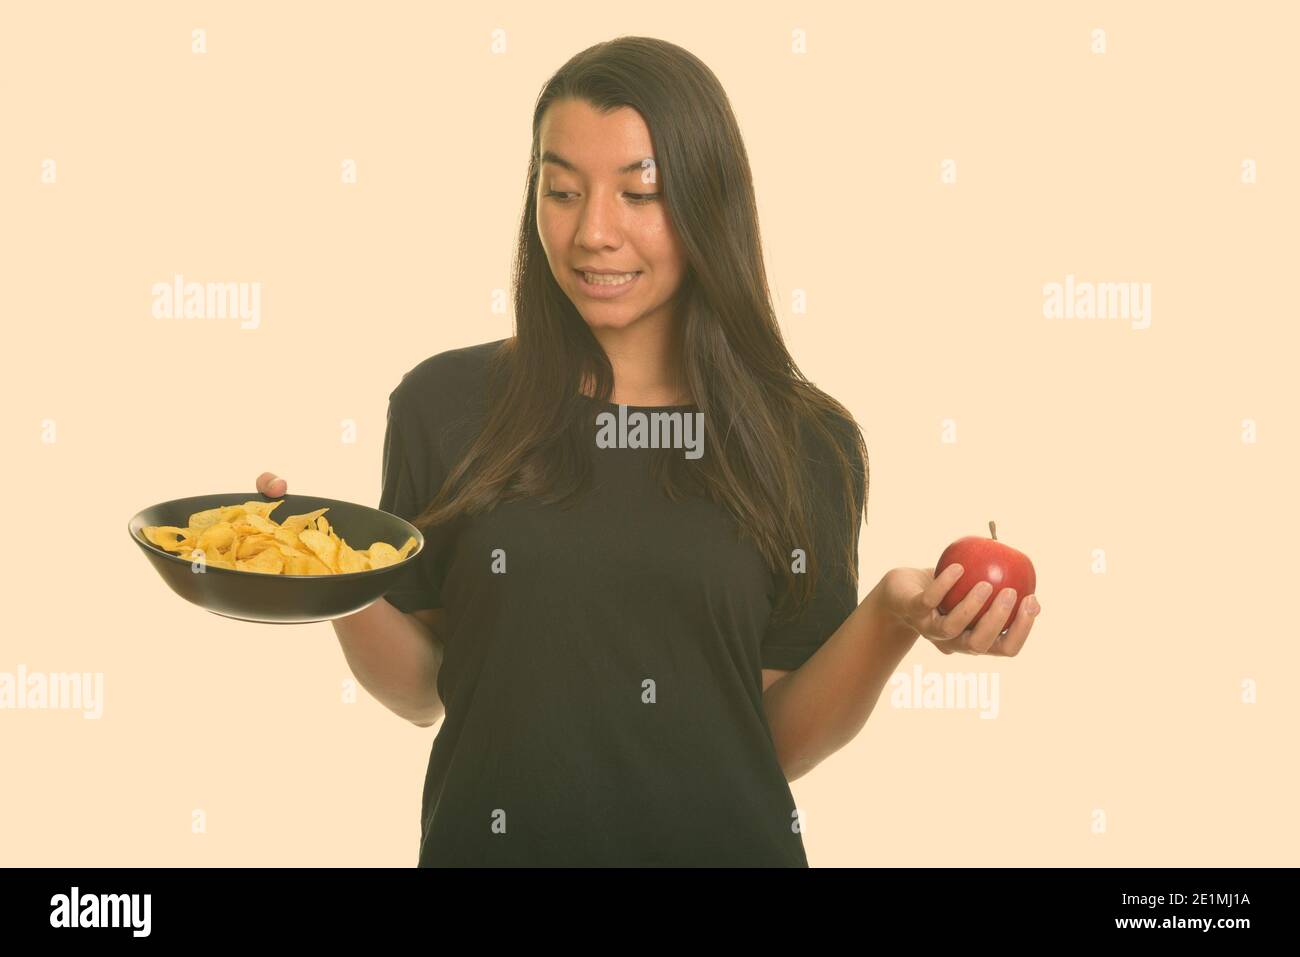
[1027,598,1040,615]
[975,582,992,597]
[1000,589,1017,605]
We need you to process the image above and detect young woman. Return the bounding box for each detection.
[256,36,1040,867]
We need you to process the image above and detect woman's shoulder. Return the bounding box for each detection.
[793,399,868,512]
[794,397,861,461]
[390,337,511,410]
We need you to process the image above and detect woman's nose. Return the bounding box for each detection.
[575,191,624,247]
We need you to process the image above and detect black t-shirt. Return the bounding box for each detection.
[377,338,865,867]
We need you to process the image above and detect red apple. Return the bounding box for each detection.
[935,521,1036,633]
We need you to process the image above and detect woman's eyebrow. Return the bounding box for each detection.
[541,150,655,175]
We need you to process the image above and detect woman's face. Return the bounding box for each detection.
[536,99,687,333]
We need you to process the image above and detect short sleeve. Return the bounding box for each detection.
[760,415,867,671]
[376,394,452,613]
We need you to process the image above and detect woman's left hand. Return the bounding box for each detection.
[879,565,1040,657]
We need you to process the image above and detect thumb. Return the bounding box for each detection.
[258,472,287,497]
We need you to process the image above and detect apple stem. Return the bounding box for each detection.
[989,520,998,541]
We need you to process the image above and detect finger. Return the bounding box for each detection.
[257,472,287,497]
[920,563,966,614]
[991,595,1039,657]
[930,626,983,656]
[937,578,993,640]
[969,587,1018,653]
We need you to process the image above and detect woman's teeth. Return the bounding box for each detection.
[582,271,638,285]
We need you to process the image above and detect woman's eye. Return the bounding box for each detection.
[543,190,660,204]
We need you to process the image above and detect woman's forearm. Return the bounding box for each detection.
[332,598,446,727]
[763,577,918,782]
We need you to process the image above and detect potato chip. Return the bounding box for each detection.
[336,540,368,574]
[196,521,236,555]
[235,534,276,560]
[143,526,189,552]
[237,547,284,575]
[298,529,339,573]
[365,541,401,568]
[280,508,328,535]
[142,500,416,576]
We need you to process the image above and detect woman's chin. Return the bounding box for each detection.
[580,311,642,331]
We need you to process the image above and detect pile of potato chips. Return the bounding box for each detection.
[142,500,417,575]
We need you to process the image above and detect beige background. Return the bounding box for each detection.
[2,1,1295,866]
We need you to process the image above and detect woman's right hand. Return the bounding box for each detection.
[256,472,288,498]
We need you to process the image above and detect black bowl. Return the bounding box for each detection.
[128,492,425,624]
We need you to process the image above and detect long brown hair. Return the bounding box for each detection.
[410,36,868,623]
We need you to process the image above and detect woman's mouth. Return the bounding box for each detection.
[574,269,642,299]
